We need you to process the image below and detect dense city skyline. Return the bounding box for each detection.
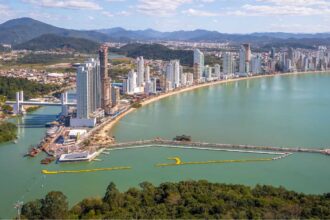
[1,0,330,33]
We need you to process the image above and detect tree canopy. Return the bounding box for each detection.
[0,76,60,100]
[21,180,330,219]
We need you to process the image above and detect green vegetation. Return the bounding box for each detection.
[25,106,41,113]
[0,76,60,100]
[205,55,221,66]
[0,122,17,143]
[15,53,74,65]
[131,102,142,108]
[21,180,330,219]
[110,67,131,81]
[14,34,100,53]
[112,44,194,66]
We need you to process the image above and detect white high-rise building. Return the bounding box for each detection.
[194,49,204,81]
[76,66,90,119]
[145,65,150,83]
[205,65,213,81]
[239,46,247,76]
[214,64,221,79]
[181,73,187,86]
[223,52,234,75]
[173,60,180,88]
[123,70,138,94]
[136,57,145,86]
[72,58,101,127]
[166,60,181,88]
[187,73,194,85]
[76,59,101,119]
[251,55,262,74]
[166,62,174,85]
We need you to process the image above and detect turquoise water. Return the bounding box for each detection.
[0,73,330,217]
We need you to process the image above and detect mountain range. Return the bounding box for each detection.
[1,17,330,50]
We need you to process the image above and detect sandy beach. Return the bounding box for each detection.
[97,71,327,138]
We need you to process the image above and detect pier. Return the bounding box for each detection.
[105,139,330,155]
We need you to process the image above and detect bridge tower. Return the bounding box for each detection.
[61,92,69,116]
[13,91,24,115]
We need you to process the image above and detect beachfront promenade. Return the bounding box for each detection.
[105,139,330,155]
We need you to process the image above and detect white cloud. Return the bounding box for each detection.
[182,8,218,16]
[137,0,192,16]
[227,0,330,16]
[23,0,102,10]
[102,11,114,17]
[117,10,130,16]
[0,4,12,18]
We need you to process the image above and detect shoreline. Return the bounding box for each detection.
[97,71,328,139]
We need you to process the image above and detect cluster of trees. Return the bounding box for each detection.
[0,121,17,143]
[21,180,330,219]
[0,76,60,100]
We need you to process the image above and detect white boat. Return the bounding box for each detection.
[46,126,59,137]
[58,151,98,162]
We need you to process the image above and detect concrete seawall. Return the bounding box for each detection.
[105,139,328,155]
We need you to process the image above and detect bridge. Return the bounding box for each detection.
[104,139,330,156]
[5,91,76,115]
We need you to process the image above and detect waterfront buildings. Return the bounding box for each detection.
[99,45,112,114]
[165,60,181,89]
[193,49,205,82]
[239,44,251,76]
[214,64,221,79]
[137,57,145,87]
[72,58,101,127]
[223,52,234,75]
[251,55,262,74]
[123,70,138,94]
[111,86,120,107]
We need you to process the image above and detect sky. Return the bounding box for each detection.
[0,0,330,33]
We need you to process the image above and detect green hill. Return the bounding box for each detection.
[0,17,108,45]
[113,43,193,66]
[14,34,100,53]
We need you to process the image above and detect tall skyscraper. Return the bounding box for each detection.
[223,52,234,74]
[99,45,111,114]
[193,49,204,82]
[239,44,250,75]
[271,47,276,59]
[243,43,251,63]
[166,60,181,88]
[251,55,262,74]
[145,65,150,83]
[76,59,101,119]
[214,64,221,79]
[136,57,145,87]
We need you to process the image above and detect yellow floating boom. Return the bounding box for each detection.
[42,166,131,175]
[156,157,273,167]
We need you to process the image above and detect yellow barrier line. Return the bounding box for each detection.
[42,166,132,175]
[156,157,273,167]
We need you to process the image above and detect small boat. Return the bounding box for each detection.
[46,126,59,137]
[27,148,40,157]
[41,157,55,165]
[13,140,18,144]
